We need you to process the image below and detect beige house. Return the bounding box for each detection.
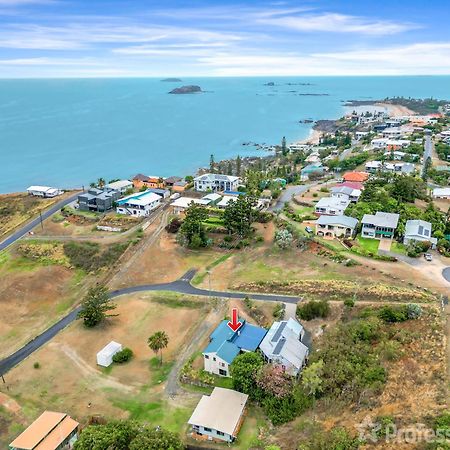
[315,214,358,239]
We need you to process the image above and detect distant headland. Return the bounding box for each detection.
[161,78,183,82]
[169,85,202,94]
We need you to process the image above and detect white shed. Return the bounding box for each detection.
[96,341,122,367]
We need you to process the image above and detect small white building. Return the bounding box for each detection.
[217,196,237,209]
[404,219,438,248]
[314,196,349,216]
[105,180,133,193]
[432,187,450,199]
[188,387,248,443]
[96,341,122,367]
[194,173,240,192]
[330,186,361,203]
[26,186,63,198]
[170,197,210,215]
[116,190,161,217]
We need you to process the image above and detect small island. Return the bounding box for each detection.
[161,78,183,82]
[169,85,202,94]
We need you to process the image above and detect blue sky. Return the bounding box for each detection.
[0,0,450,77]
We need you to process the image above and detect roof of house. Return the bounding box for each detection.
[171,197,210,208]
[133,173,150,182]
[202,193,222,202]
[405,220,431,236]
[433,187,450,196]
[316,214,358,228]
[10,411,79,450]
[165,176,183,184]
[27,186,58,193]
[188,388,248,436]
[203,320,267,364]
[117,191,161,206]
[362,211,400,228]
[105,180,132,190]
[315,196,350,209]
[342,171,369,182]
[217,196,237,207]
[97,341,122,357]
[194,173,240,183]
[259,318,309,371]
[331,186,361,197]
[340,181,364,190]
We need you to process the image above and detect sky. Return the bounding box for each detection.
[1,0,450,77]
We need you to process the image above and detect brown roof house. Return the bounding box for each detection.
[132,174,165,190]
[9,411,79,450]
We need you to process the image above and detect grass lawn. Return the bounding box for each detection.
[391,241,407,255]
[234,406,268,449]
[192,253,233,285]
[356,236,380,253]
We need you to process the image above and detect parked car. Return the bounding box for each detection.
[424,253,433,261]
[305,226,313,234]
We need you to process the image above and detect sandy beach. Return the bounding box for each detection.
[296,128,323,145]
[374,102,416,117]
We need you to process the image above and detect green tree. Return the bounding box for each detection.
[210,154,215,173]
[236,155,242,176]
[281,136,288,156]
[301,360,324,397]
[223,194,257,237]
[178,203,208,247]
[148,331,169,365]
[77,285,117,327]
[97,177,106,188]
[230,351,264,399]
[129,427,184,450]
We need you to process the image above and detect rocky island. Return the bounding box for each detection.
[169,85,202,94]
[161,78,183,82]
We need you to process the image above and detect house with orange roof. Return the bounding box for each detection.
[132,174,165,190]
[342,171,369,183]
[9,411,79,450]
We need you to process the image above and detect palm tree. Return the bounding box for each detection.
[97,177,105,188]
[148,331,169,365]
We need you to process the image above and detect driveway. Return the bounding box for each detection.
[378,239,392,252]
[270,183,314,212]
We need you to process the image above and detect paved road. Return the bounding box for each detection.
[0,270,300,376]
[0,192,82,251]
[443,267,450,283]
[270,184,314,212]
[422,131,433,177]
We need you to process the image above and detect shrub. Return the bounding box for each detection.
[165,218,182,233]
[273,302,285,319]
[112,347,133,363]
[344,297,355,308]
[275,229,294,249]
[297,300,330,321]
[406,303,422,319]
[33,362,40,369]
[377,305,408,323]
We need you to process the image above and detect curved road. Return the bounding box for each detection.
[0,192,82,251]
[0,270,300,376]
[443,267,450,283]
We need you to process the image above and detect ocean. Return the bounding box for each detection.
[1,76,449,193]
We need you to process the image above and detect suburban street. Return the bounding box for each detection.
[270,183,315,211]
[0,191,82,251]
[422,130,433,177]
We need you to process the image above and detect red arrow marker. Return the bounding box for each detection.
[227,308,243,332]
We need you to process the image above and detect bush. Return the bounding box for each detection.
[112,347,133,363]
[297,300,330,321]
[406,303,422,319]
[33,362,40,369]
[165,218,182,233]
[275,229,294,249]
[344,297,355,308]
[377,305,408,323]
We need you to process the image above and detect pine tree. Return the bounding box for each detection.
[209,154,215,173]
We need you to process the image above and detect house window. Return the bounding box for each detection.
[204,355,209,359]
[213,357,216,361]
[220,362,225,367]
[217,431,225,436]
[204,427,212,432]
[219,369,227,376]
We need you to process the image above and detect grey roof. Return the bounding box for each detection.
[331,186,353,196]
[405,219,432,238]
[362,211,400,228]
[194,173,239,182]
[316,214,358,228]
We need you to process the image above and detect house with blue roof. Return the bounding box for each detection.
[203,320,267,377]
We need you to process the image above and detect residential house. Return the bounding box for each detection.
[342,171,369,183]
[132,174,165,190]
[365,160,383,173]
[170,197,210,215]
[300,163,324,181]
[355,131,369,140]
[146,188,170,199]
[217,196,237,208]
[202,193,222,206]
[403,219,438,248]
[432,187,450,199]
[330,186,361,202]
[188,387,248,443]
[9,411,79,450]
[383,150,406,160]
[194,173,240,192]
[340,181,364,190]
[77,188,120,212]
[203,320,267,377]
[315,214,358,239]
[361,211,400,240]
[172,180,188,193]
[259,318,309,376]
[105,180,133,193]
[116,191,161,217]
[26,186,63,198]
[382,128,403,139]
[314,197,350,216]
[164,176,183,187]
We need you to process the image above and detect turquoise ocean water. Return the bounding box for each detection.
[1,76,449,193]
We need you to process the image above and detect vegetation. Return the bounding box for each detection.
[77,285,117,327]
[73,420,184,450]
[148,331,169,365]
[177,203,209,248]
[223,194,257,237]
[297,300,330,321]
[274,228,294,249]
[112,347,133,363]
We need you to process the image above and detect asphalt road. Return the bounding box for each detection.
[443,267,450,283]
[0,270,300,376]
[269,183,314,211]
[422,132,432,177]
[0,192,82,251]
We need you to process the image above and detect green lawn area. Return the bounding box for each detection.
[356,236,380,253]
[391,241,407,255]
[234,406,268,449]
[149,357,174,386]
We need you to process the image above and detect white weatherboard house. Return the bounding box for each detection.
[361,211,400,240]
[259,318,309,377]
[26,186,63,198]
[432,187,450,200]
[116,190,161,217]
[315,214,358,239]
[170,197,210,215]
[97,341,122,367]
[330,186,361,203]
[404,220,438,248]
[105,179,133,193]
[194,173,240,192]
[188,387,248,443]
[314,197,350,216]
